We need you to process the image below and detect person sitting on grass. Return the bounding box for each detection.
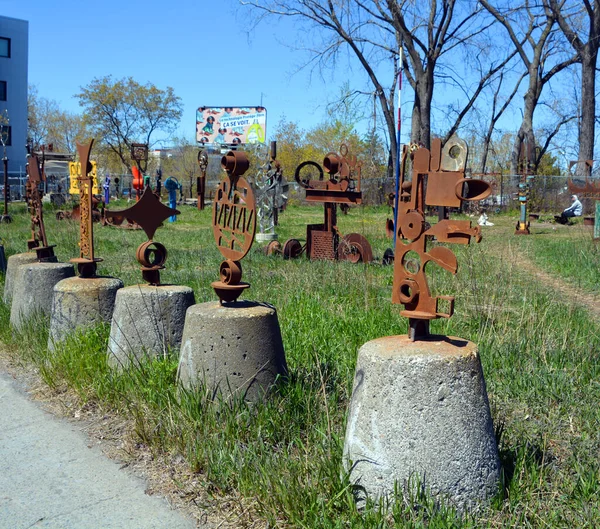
[555,194,583,224]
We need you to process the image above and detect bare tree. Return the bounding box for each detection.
[546,0,600,176]
[480,0,578,173]
[241,0,515,172]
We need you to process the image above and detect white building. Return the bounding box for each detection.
[0,15,28,178]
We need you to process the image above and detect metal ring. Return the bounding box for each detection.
[219,259,242,285]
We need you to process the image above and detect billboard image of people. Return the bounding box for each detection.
[196,107,267,145]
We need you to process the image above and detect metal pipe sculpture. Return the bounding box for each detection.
[197,150,207,210]
[254,141,288,240]
[104,186,180,285]
[26,147,57,262]
[103,174,111,205]
[281,144,373,263]
[1,110,11,223]
[69,140,103,277]
[515,139,535,235]
[211,150,256,303]
[392,137,491,341]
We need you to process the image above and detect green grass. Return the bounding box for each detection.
[1,200,599,527]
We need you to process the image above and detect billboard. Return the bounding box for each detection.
[196,106,267,145]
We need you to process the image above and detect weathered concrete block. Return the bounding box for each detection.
[9,262,75,330]
[343,335,500,511]
[3,252,38,304]
[48,276,124,350]
[177,301,288,402]
[107,284,195,368]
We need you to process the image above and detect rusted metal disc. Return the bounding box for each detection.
[337,233,373,263]
[399,211,424,241]
[265,240,282,256]
[212,176,256,261]
[283,238,303,259]
[219,259,242,285]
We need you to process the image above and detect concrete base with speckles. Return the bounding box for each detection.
[48,276,124,350]
[177,301,288,402]
[107,284,195,368]
[3,252,38,304]
[343,335,500,511]
[10,262,75,331]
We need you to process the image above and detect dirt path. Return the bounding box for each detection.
[512,252,600,320]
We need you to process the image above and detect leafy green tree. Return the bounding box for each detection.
[28,85,90,153]
[76,76,182,172]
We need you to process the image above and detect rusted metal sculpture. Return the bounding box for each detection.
[282,144,373,263]
[26,148,57,262]
[105,186,179,285]
[211,150,256,303]
[392,137,491,341]
[515,139,535,235]
[197,150,208,210]
[70,140,103,277]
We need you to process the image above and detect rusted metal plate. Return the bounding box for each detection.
[211,150,256,303]
[425,172,463,208]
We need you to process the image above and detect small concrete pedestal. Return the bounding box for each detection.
[48,277,124,350]
[256,232,278,243]
[2,252,38,304]
[177,301,288,402]
[343,335,500,511]
[108,284,195,368]
[10,262,75,330]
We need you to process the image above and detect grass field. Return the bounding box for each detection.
[0,200,599,528]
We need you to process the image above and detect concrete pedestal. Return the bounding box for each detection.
[10,262,75,330]
[343,335,500,511]
[107,284,195,368]
[48,277,124,350]
[3,252,38,304]
[256,232,278,242]
[177,301,288,402]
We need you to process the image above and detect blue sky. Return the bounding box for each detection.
[1,0,373,146]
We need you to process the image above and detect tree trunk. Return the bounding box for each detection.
[578,52,596,176]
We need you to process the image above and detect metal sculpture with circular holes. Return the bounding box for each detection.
[392,137,491,340]
[104,186,180,285]
[211,150,256,303]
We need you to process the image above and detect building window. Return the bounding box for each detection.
[0,81,6,101]
[0,37,10,58]
[0,125,11,147]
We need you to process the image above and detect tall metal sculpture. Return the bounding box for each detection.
[392,137,491,340]
[515,139,535,235]
[26,146,57,262]
[105,186,180,285]
[70,140,103,277]
[282,144,372,263]
[211,150,256,303]
[253,141,288,241]
[1,110,11,224]
[197,150,208,210]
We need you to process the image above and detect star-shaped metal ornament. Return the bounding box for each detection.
[106,186,180,240]
[105,186,180,285]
